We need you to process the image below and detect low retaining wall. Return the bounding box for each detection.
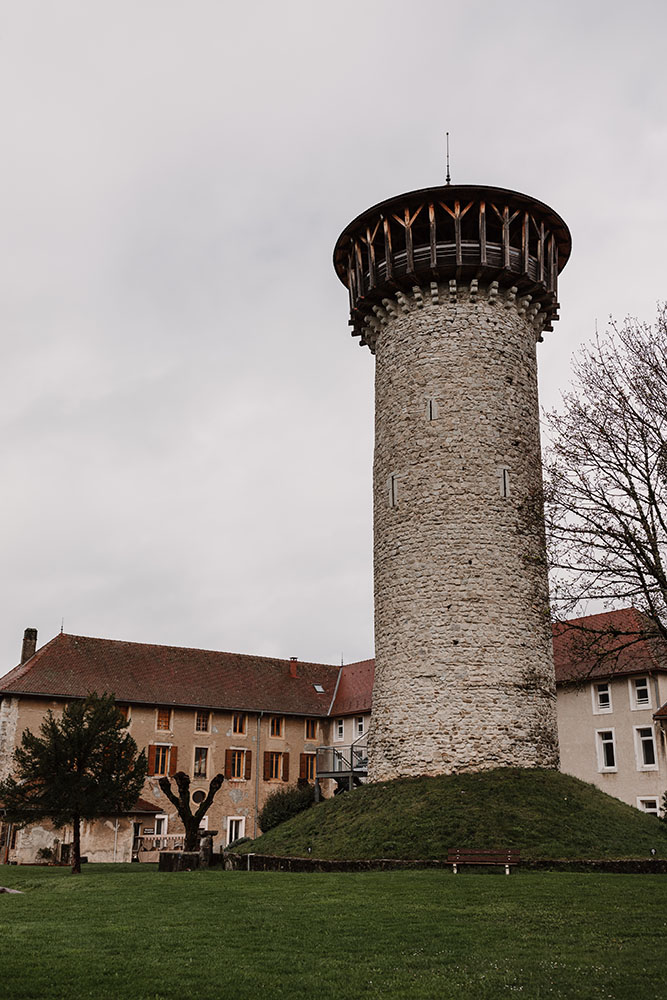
[224,852,667,874]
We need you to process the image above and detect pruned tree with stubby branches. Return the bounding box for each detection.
[543,306,667,662]
[158,771,224,851]
[0,693,147,874]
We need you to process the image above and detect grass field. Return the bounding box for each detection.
[1,864,666,999]
[240,768,667,861]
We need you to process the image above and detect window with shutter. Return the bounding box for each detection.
[265,751,284,780]
[302,754,316,781]
[225,748,234,779]
[231,750,246,779]
[147,745,157,775]
[244,749,252,780]
[168,746,178,775]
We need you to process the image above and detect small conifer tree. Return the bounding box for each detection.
[0,693,147,874]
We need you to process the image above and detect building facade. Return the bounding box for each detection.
[554,608,667,816]
[2,607,666,865]
[0,631,371,864]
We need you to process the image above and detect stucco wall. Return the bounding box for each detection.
[557,673,667,812]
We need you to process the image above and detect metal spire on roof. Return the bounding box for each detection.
[445,132,451,185]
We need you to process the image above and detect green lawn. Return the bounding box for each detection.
[1,864,666,999]
[239,769,667,860]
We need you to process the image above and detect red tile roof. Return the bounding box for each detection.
[129,797,161,815]
[0,633,341,717]
[552,608,667,683]
[330,659,374,716]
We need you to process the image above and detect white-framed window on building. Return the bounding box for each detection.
[226,816,246,846]
[355,716,365,736]
[154,814,168,838]
[195,710,210,733]
[634,725,658,770]
[334,718,344,742]
[596,729,617,772]
[636,797,660,815]
[591,682,612,714]
[194,747,208,778]
[629,676,652,710]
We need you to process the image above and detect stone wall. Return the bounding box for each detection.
[369,280,559,780]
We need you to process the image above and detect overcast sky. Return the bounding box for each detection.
[2,0,666,672]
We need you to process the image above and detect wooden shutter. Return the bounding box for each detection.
[224,748,233,779]
[168,746,178,775]
[147,745,156,775]
[263,751,271,780]
[299,753,307,780]
[244,750,252,780]
[282,752,289,782]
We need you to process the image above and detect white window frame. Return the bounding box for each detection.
[591,681,613,715]
[226,816,246,846]
[334,718,344,742]
[198,815,209,832]
[628,676,652,711]
[154,814,168,836]
[633,724,658,771]
[193,746,209,779]
[596,728,617,772]
[355,716,365,736]
[636,797,659,815]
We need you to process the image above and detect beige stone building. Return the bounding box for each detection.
[3,607,666,865]
[554,608,667,816]
[0,630,372,864]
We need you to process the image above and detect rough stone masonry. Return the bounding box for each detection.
[333,184,571,780]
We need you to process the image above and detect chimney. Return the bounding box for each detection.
[21,628,38,664]
[289,656,298,678]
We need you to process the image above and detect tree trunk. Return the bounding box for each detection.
[71,814,81,875]
[183,818,200,852]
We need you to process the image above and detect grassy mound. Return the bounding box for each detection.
[234,768,667,860]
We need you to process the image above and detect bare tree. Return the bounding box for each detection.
[544,306,667,661]
[158,771,224,851]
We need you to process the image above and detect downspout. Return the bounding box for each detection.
[254,711,264,839]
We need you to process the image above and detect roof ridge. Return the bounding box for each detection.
[57,633,341,670]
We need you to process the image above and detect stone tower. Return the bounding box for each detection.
[333,184,571,781]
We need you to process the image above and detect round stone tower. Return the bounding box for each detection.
[333,184,571,780]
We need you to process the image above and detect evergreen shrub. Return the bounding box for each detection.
[258,783,316,833]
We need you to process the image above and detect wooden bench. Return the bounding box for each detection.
[447,848,520,875]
